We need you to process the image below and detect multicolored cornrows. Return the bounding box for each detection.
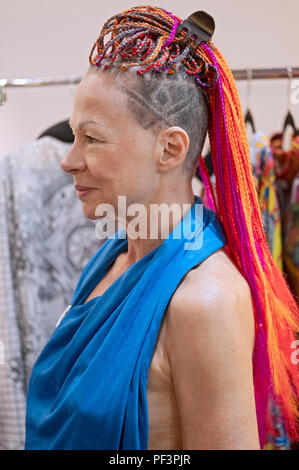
[89,5,299,447]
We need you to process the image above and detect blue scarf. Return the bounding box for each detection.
[25,195,227,450]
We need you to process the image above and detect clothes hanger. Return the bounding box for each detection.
[245,109,256,133]
[282,111,296,135]
[245,109,256,134]
[244,69,256,134]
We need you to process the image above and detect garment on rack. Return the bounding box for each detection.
[249,131,282,270]
[270,132,299,227]
[0,136,103,450]
[288,132,299,180]
[38,119,74,144]
[263,398,291,450]
[270,132,290,210]
[25,196,227,450]
[249,131,291,450]
[283,171,299,300]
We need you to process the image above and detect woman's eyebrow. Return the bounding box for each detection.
[68,119,104,131]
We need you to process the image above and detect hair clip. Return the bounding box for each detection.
[175,11,215,54]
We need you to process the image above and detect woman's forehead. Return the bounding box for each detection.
[72,71,130,124]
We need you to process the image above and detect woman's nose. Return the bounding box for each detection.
[60,145,87,174]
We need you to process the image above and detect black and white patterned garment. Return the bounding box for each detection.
[0,136,104,449]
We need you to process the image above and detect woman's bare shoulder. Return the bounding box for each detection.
[164,248,255,355]
[173,248,252,307]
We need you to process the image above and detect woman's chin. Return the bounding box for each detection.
[81,203,100,220]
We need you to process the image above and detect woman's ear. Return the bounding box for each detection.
[157,126,190,172]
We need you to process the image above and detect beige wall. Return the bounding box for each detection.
[1,0,299,157]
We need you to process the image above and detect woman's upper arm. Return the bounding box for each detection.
[164,274,260,450]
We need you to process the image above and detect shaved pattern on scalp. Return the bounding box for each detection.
[92,62,209,177]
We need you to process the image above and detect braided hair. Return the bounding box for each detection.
[89,5,299,447]
[89,6,215,177]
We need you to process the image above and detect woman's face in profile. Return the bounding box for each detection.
[60,68,159,220]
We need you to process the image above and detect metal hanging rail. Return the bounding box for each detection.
[0,76,82,88]
[1,67,299,89]
[232,67,299,80]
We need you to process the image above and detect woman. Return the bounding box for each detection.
[25,6,299,450]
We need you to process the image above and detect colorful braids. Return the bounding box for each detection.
[89,5,299,447]
[89,5,218,86]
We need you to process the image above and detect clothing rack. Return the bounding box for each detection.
[0,75,82,88]
[1,66,298,105]
[1,67,299,88]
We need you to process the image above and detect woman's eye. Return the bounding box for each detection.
[85,135,99,144]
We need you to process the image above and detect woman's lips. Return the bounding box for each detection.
[75,186,96,199]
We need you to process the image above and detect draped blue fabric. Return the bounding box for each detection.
[25,195,227,450]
